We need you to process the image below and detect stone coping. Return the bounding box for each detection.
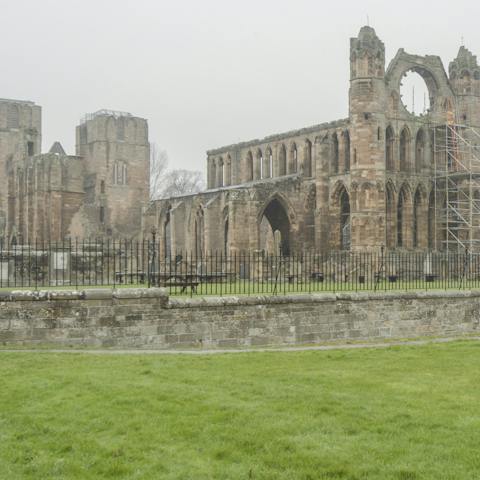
[0,288,479,305]
[0,288,168,302]
[168,290,480,308]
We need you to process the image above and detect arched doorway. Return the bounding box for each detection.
[259,198,291,255]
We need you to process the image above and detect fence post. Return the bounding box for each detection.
[148,227,157,288]
[374,245,384,292]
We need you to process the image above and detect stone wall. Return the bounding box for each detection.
[0,288,479,349]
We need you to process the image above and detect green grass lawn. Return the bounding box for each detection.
[0,277,480,297]
[176,278,480,296]
[1,342,480,479]
[3,279,480,297]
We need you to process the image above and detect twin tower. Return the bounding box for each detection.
[0,100,150,243]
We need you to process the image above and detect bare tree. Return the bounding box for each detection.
[150,143,169,200]
[160,169,205,198]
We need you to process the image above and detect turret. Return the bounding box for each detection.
[76,110,150,238]
[348,26,387,251]
[348,26,387,169]
[350,25,385,80]
[449,46,480,125]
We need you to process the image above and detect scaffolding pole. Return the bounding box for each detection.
[434,123,480,252]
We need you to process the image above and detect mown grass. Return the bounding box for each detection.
[2,278,480,297]
[1,342,480,479]
[170,278,480,296]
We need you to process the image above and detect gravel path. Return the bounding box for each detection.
[1,336,479,355]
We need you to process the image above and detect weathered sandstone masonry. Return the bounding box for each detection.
[149,27,480,255]
[0,289,479,349]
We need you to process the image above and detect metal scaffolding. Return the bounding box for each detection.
[434,123,480,252]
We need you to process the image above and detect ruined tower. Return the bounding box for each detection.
[75,111,150,238]
[0,99,41,241]
[449,46,480,126]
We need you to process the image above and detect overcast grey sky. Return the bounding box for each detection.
[0,0,479,172]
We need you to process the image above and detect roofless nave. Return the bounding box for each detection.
[1,26,480,254]
[148,26,480,254]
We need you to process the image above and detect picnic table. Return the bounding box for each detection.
[197,272,236,283]
[310,272,324,282]
[115,271,146,284]
[149,273,199,293]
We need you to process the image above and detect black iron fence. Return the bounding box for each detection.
[0,239,479,295]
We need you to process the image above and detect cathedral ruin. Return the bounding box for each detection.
[0,104,149,243]
[2,26,480,256]
[148,26,480,255]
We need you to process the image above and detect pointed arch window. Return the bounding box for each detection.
[343,131,350,173]
[415,129,426,173]
[303,139,312,177]
[194,208,205,258]
[278,145,287,176]
[255,149,262,180]
[217,157,224,187]
[246,151,254,182]
[385,126,395,171]
[289,143,298,174]
[332,133,339,174]
[399,127,411,172]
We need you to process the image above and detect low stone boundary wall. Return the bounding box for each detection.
[0,288,479,349]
